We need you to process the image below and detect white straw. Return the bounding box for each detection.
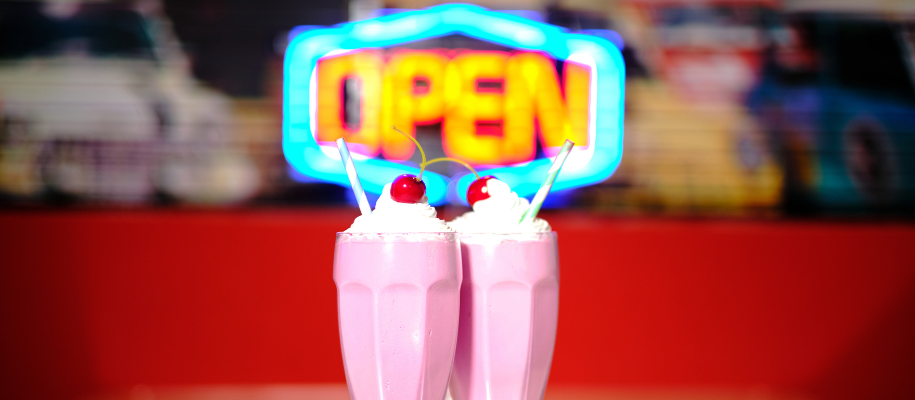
[521,139,575,223]
[336,138,371,215]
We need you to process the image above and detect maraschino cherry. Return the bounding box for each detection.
[467,176,497,207]
[391,174,426,203]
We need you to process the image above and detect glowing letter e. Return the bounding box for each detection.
[443,52,536,165]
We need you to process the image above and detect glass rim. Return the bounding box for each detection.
[336,231,459,237]
[454,231,556,237]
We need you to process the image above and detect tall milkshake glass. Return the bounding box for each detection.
[334,232,461,400]
[447,176,561,400]
[449,232,559,400]
[334,182,462,400]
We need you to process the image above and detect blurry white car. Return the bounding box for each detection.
[0,0,258,204]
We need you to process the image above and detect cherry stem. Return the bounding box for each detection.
[391,126,428,180]
[390,126,481,180]
[424,157,481,179]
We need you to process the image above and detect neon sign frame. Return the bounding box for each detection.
[283,3,625,205]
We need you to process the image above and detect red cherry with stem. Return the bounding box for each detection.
[467,176,497,207]
[391,174,426,203]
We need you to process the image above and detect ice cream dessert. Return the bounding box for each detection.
[448,176,560,400]
[448,176,551,233]
[335,176,460,400]
[334,129,465,400]
[346,178,451,233]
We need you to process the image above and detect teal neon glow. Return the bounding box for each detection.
[283,3,625,205]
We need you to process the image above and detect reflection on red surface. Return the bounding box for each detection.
[1,210,913,400]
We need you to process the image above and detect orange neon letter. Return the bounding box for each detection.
[315,50,383,156]
[380,50,448,160]
[442,51,537,165]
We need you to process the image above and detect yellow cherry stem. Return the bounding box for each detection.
[424,157,480,179]
[391,126,428,180]
[390,126,480,180]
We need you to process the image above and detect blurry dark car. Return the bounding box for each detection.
[748,12,915,215]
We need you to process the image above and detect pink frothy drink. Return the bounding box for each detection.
[334,232,462,400]
[450,232,559,400]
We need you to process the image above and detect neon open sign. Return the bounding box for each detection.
[283,4,625,205]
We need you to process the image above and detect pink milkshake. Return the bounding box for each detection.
[335,182,462,400]
[449,178,559,400]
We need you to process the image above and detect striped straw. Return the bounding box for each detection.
[521,139,575,223]
[336,138,372,215]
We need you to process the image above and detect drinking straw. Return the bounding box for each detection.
[521,139,575,223]
[336,138,372,215]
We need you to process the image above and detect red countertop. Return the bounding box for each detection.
[1,209,913,400]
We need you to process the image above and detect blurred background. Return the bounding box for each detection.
[0,0,913,215]
[0,0,913,399]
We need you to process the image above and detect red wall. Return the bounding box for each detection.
[1,210,914,400]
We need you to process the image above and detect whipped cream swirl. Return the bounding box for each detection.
[345,183,452,233]
[448,179,551,233]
